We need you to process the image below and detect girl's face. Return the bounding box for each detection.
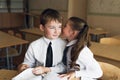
[62,22,74,41]
[62,21,79,41]
[40,20,62,40]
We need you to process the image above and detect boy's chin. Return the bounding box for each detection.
[50,37,59,40]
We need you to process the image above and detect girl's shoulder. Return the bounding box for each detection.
[56,38,67,44]
[80,46,94,56]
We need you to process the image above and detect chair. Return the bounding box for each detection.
[100,37,120,45]
[0,69,17,80]
[0,32,23,69]
[7,30,14,35]
[99,62,120,80]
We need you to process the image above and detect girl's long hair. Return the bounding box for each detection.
[69,17,91,67]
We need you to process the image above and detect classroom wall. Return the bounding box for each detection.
[87,15,120,36]
[68,0,87,20]
[28,0,68,27]
[0,13,24,29]
[87,0,120,36]
[28,0,87,26]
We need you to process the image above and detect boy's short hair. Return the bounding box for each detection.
[40,8,62,26]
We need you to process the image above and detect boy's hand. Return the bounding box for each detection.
[32,66,51,75]
[18,64,29,73]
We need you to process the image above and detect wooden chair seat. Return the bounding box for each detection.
[0,69,17,80]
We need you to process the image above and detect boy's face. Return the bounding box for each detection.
[41,20,62,40]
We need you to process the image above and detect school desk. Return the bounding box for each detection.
[90,42,120,67]
[89,28,108,42]
[113,35,120,40]
[0,31,28,69]
[20,28,43,36]
[20,28,43,42]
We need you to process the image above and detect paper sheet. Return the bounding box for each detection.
[12,68,40,80]
[12,68,67,80]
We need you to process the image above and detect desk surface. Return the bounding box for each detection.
[90,42,120,61]
[0,31,28,48]
[113,35,120,40]
[20,28,43,36]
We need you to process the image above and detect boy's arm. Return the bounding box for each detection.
[17,44,36,73]
[22,44,36,68]
[18,64,30,73]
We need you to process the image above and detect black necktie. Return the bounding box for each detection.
[45,42,53,67]
[62,46,69,65]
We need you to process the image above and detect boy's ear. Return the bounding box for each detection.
[39,24,44,31]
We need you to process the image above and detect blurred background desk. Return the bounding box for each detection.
[20,28,43,42]
[0,31,28,69]
[89,28,109,42]
[90,42,120,67]
[112,35,120,40]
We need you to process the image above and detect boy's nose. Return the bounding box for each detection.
[54,29,58,33]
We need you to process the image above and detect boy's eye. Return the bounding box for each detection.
[49,26,55,29]
[49,26,62,29]
[59,26,62,28]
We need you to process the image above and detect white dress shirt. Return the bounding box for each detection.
[23,36,66,73]
[66,40,103,80]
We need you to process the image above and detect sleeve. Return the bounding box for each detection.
[50,61,67,74]
[22,44,36,67]
[75,47,103,79]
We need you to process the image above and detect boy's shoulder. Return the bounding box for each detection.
[30,37,44,45]
[56,38,67,43]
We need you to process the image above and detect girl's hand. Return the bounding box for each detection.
[59,71,75,80]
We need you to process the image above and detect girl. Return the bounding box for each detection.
[59,17,103,80]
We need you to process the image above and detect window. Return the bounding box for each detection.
[0,0,23,12]
[0,0,8,12]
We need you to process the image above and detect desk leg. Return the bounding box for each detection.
[96,35,100,42]
[6,48,10,69]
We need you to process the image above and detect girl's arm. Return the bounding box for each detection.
[75,47,103,79]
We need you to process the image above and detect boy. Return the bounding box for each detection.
[12,8,66,80]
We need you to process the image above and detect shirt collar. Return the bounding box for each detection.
[43,36,57,45]
[66,39,77,47]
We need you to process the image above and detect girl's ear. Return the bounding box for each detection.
[72,30,79,39]
[39,24,44,31]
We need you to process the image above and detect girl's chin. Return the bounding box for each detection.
[60,35,66,39]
